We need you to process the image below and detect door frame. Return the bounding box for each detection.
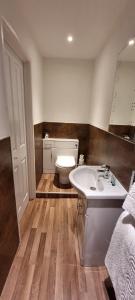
[0,18,36,203]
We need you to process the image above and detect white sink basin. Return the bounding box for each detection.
[69,165,127,200]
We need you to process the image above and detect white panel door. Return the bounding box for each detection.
[4,44,29,221]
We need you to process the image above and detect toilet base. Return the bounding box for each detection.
[59,173,70,185]
[56,166,75,185]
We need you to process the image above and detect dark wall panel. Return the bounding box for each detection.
[109,125,131,137]
[34,123,43,187]
[43,122,89,160]
[109,125,135,142]
[87,125,135,190]
[0,137,19,294]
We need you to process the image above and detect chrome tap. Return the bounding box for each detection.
[111,174,116,186]
[98,165,110,179]
[104,165,110,179]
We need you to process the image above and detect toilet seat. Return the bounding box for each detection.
[55,155,75,168]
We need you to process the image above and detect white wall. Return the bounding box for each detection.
[43,58,93,123]
[1,1,135,135]
[0,1,43,140]
[110,62,135,125]
[89,0,135,130]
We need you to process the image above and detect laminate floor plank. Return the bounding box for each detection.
[11,229,36,300]
[1,198,109,300]
[37,174,77,194]
[29,233,46,300]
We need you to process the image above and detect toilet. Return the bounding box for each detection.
[43,138,79,184]
[56,155,76,184]
[55,139,79,184]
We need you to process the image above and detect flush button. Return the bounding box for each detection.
[90,186,96,191]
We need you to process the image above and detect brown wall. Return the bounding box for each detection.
[109,125,135,141]
[34,123,43,187]
[109,125,131,137]
[43,122,89,160]
[0,138,19,294]
[87,125,135,190]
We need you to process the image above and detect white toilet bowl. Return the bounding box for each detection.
[55,155,76,184]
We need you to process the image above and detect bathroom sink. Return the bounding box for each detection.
[69,165,127,199]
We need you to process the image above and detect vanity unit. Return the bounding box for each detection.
[69,165,127,266]
[77,194,123,266]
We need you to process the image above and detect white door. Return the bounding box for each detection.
[3,43,29,221]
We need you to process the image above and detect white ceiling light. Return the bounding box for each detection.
[128,39,135,46]
[67,35,74,43]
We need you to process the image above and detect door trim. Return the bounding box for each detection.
[1,18,36,201]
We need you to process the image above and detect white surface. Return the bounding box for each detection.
[0,1,133,131]
[12,0,128,59]
[43,58,93,123]
[0,3,44,125]
[23,63,36,199]
[56,155,75,168]
[43,137,79,148]
[43,146,55,173]
[82,207,122,266]
[110,62,135,125]
[123,182,135,219]
[4,44,29,221]
[69,165,127,199]
[89,0,135,130]
[0,26,9,139]
[1,21,36,201]
[105,211,135,299]
[43,138,79,173]
[120,44,135,62]
[0,1,134,132]
[44,138,79,143]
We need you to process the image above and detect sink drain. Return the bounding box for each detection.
[90,186,96,191]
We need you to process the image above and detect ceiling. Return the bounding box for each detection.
[14,0,128,59]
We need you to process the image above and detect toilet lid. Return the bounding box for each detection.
[56,155,75,168]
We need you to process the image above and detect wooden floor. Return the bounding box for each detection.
[37,174,77,194]
[1,198,108,300]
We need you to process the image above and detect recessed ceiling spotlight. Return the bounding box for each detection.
[67,35,74,43]
[128,39,135,46]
